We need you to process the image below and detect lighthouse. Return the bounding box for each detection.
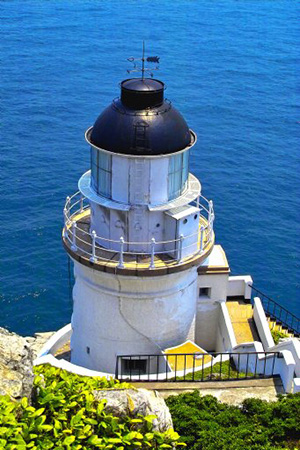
[63,74,216,374]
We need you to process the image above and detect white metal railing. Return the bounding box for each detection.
[63,192,215,269]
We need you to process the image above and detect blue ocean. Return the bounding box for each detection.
[1,1,299,336]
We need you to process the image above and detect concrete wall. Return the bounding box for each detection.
[71,262,198,373]
[227,275,253,299]
[232,342,296,393]
[294,378,300,393]
[195,273,229,351]
[37,324,72,358]
[253,297,275,350]
[269,338,300,378]
[216,301,237,352]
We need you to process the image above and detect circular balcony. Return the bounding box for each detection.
[62,192,215,276]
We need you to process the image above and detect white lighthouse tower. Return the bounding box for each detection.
[63,74,215,375]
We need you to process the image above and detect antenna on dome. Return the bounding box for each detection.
[127,42,160,79]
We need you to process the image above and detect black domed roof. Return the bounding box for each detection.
[87,78,194,156]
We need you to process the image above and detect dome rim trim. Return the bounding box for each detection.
[85,127,197,160]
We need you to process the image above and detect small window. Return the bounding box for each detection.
[199,287,211,298]
[122,358,147,375]
[86,346,90,354]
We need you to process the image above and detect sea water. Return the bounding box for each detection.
[1,1,299,336]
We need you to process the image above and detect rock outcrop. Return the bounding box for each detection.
[0,327,54,399]
[93,388,173,432]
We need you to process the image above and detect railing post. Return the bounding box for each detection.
[65,196,70,219]
[71,221,77,251]
[115,356,119,380]
[209,200,213,221]
[196,195,200,209]
[118,237,125,269]
[200,226,204,252]
[63,207,68,234]
[80,195,84,212]
[177,234,184,262]
[90,230,97,263]
[209,200,214,241]
[149,238,156,269]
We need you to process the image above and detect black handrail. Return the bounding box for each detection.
[251,286,300,335]
[115,351,280,382]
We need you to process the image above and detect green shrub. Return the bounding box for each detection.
[166,391,300,450]
[271,329,289,345]
[0,364,185,449]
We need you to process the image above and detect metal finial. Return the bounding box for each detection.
[127,41,160,79]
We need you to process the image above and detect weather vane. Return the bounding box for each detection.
[127,42,160,80]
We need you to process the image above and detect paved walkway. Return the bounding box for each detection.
[132,377,284,405]
[227,301,259,344]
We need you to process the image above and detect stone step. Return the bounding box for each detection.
[268,320,294,338]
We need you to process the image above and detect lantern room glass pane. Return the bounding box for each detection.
[182,150,189,185]
[91,148,98,190]
[168,150,189,200]
[90,147,112,198]
[98,169,111,198]
[98,151,111,171]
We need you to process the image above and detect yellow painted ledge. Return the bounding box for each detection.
[164,340,212,371]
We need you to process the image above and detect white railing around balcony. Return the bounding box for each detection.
[63,192,215,269]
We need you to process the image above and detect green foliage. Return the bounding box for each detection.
[172,359,253,381]
[271,329,289,345]
[166,391,300,450]
[0,364,185,449]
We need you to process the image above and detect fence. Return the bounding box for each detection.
[115,351,280,382]
[63,191,215,268]
[251,286,300,336]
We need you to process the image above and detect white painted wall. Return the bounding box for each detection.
[232,342,296,393]
[294,378,300,393]
[227,275,253,299]
[216,301,237,352]
[71,262,198,373]
[150,158,168,204]
[112,156,129,203]
[108,154,178,207]
[195,273,229,350]
[129,158,150,205]
[253,297,275,349]
[269,338,300,377]
[92,204,110,246]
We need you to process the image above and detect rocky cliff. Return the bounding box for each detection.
[0,327,54,399]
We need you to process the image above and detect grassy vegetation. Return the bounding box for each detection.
[271,329,289,345]
[0,364,185,449]
[171,359,253,381]
[166,391,300,450]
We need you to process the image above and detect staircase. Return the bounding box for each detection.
[227,296,298,347]
[250,286,300,339]
[267,317,295,339]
